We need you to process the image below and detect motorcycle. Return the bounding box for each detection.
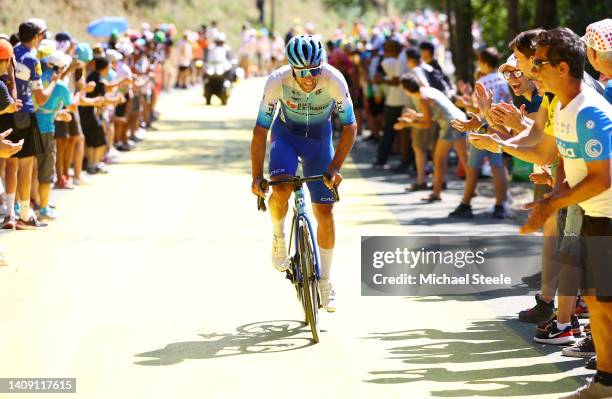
[203,60,233,105]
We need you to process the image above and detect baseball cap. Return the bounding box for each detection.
[498,54,518,73]
[0,39,13,60]
[106,49,123,62]
[583,19,612,52]
[43,50,71,69]
[26,18,48,34]
[75,42,93,62]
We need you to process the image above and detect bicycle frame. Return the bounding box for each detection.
[288,185,321,284]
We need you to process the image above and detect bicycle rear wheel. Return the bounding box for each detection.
[297,218,320,343]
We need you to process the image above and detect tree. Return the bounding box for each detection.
[534,0,557,29]
[507,0,519,42]
[446,0,474,83]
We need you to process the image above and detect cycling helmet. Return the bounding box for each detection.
[285,34,323,69]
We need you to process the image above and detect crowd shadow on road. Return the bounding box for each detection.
[363,318,589,397]
[134,320,315,366]
[154,118,256,132]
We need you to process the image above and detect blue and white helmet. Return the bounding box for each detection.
[285,34,324,69]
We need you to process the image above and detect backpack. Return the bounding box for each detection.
[424,66,452,96]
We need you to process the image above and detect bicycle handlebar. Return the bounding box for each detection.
[256,174,340,212]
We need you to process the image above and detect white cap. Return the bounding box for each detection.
[106,49,123,62]
[498,54,518,73]
[27,18,48,33]
[46,50,71,69]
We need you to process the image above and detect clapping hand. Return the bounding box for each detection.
[490,102,527,132]
[0,129,23,158]
[451,112,483,132]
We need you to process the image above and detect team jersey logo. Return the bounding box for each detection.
[586,120,595,130]
[585,139,603,158]
[286,100,298,109]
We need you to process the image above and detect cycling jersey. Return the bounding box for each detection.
[256,63,355,203]
[256,64,355,138]
[555,85,612,218]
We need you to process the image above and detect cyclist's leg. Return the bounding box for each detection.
[301,131,336,301]
[268,124,299,227]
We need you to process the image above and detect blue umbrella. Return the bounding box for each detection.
[87,17,129,38]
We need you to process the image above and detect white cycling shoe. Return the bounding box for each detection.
[271,234,289,272]
[319,279,336,313]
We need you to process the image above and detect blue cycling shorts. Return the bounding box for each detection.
[268,121,336,204]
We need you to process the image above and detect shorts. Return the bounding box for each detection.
[115,94,130,118]
[36,133,56,183]
[367,97,384,116]
[54,112,83,139]
[6,112,43,158]
[79,109,107,148]
[579,215,612,300]
[467,144,504,169]
[411,127,435,150]
[268,121,336,204]
[440,126,465,142]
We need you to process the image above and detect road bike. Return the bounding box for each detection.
[257,174,339,343]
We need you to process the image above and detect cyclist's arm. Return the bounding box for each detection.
[251,124,268,180]
[251,74,281,179]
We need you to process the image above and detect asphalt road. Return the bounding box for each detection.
[0,79,592,398]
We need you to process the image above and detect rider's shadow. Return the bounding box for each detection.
[134,320,314,366]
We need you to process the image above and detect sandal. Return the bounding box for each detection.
[405,183,428,192]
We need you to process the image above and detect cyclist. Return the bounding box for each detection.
[250,34,358,312]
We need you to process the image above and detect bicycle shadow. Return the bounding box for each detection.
[134,320,315,366]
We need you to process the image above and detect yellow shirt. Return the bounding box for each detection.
[541,94,559,137]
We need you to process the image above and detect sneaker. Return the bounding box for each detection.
[37,206,58,221]
[271,235,289,272]
[537,314,582,338]
[97,163,109,174]
[54,176,74,189]
[15,215,48,230]
[86,166,99,175]
[562,335,596,358]
[449,203,473,218]
[558,379,612,399]
[575,297,590,318]
[519,294,555,323]
[534,320,576,345]
[319,279,336,313]
[2,215,16,230]
[585,356,597,371]
[492,204,508,219]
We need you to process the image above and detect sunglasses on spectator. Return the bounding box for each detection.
[503,70,524,80]
[531,58,554,71]
[293,66,323,78]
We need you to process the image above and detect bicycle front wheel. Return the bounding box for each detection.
[297,218,320,343]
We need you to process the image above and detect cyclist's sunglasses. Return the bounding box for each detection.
[502,69,524,80]
[293,66,323,78]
